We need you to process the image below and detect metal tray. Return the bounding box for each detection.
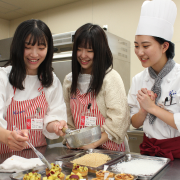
[9,165,47,180]
[110,154,171,180]
[56,149,125,172]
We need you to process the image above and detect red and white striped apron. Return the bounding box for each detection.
[70,89,125,151]
[0,85,48,154]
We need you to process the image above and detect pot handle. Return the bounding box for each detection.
[62,127,67,133]
[62,127,71,134]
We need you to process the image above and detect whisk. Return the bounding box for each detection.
[13,126,51,169]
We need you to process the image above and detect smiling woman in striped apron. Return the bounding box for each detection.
[63,23,130,152]
[0,19,67,155]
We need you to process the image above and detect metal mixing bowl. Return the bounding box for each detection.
[64,125,101,148]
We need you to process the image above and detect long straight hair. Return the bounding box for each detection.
[5,19,54,90]
[71,23,113,95]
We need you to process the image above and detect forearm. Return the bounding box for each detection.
[93,132,108,148]
[149,105,177,129]
[131,109,147,128]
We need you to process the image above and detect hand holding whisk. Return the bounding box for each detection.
[13,126,51,169]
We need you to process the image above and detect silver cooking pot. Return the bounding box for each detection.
[63,125,101,148]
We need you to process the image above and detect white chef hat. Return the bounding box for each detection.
[135,0,177,41]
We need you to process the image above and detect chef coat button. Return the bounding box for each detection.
[167,78,170,83]
[145,133,149,137]
[145,78,149,82]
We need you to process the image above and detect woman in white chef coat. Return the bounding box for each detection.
[128,0,180,160]
[0,19,67,154]
[63,23,130,151]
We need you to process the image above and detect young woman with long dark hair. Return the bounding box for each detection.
[63,23,130,151]
[0,19,67,154]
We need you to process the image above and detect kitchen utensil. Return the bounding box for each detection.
[56,149,125,172]
[62,125,101,148]
[111,154,171,180]
[13,126,51,170]
[62,127,78,134]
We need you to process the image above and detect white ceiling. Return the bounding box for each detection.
[0,0,82,20]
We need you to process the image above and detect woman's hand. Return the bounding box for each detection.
[137,88,157,113]
[65,141,95,150]
[5,129,29,151]
[66,142,79,150]
[132,88,157,128]
[47,120,68,136]
[146,89,157,101]
[138,88,157,112]
[53,120,68,136]
[66,142,71,149]
[79,132,108,150]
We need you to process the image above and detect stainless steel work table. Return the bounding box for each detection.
[0,143,179,180]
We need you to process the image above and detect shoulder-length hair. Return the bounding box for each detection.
[71,23,113,95]
[6,19,54,90]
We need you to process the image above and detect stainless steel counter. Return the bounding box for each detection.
[0,143,180,180]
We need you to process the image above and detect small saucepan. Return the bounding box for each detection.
[62,125,101,148]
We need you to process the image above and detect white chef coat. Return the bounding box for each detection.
[128,63,180,139]
[0,66,67,139]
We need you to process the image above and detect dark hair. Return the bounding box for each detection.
[153,36,175,59]
[6,19,54,90]
[71,23,113,95]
